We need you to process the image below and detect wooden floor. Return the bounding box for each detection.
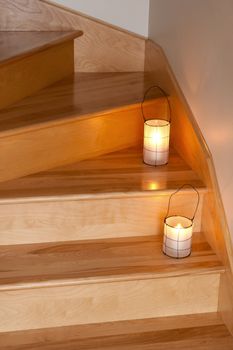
[0,31,82,66]
[0,147,205,201]
[0,313,232,349]
[0,72,155,135]
[0,233,223,287]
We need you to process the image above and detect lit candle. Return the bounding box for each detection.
[143,119,170,166]
[163,215,193,258]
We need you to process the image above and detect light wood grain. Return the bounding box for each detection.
[1,313,232,350]
[0,108,143,184]
[0,273,220,332]
[0,72,165,182]
[0,312,223,346]
[0,192,204,246]
[219,272,233,335]
[0,147,204,199]
[0,233,223,286]
[144,39,233,335]
[0,31,82,66]
[0,40,75,110]
[0,106,143,183]
[203,160,233,334]
[0,72,160,135]
[0,147,205,245]
[0,0,145,72]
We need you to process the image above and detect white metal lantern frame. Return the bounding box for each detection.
[163,184,200,259]
[142,85,171,167]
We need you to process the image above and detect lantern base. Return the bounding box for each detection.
[143,160,169,167]
[162,247,191,259]
[143,150,169,167]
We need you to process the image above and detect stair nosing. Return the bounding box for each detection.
[0,187,208,205]
[0,265,225,292]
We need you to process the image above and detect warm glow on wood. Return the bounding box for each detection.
[148,181,159,190]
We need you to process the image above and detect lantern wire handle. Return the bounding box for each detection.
[141,85,172,123]
[165,184,200,221]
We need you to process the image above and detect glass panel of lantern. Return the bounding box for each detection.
[163,184,200,259]
[142,86,171,166]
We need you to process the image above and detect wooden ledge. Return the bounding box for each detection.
[0,31,83,67]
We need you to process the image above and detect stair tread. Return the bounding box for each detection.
[0,146,205,202]
[0,31,82,67]
[0,233,224,288]
[1,313,232,349]
[0,72,155,135]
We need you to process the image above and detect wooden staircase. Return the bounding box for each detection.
[0,26,232,350]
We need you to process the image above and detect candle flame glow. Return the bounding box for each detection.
[152,131,162,145]
[175,223,183,230]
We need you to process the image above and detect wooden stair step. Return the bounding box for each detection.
[0,72,156,135]
[0,235,224,332]
[0,233,224,287]
[0,31,82,111]
[0,147,206,245]
[0,31,82,67]
[0,146,204,201]
[0,72,163,183]
[0,313,232,349]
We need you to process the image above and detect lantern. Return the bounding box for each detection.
[163,184,200,259]
[142,86,171,166]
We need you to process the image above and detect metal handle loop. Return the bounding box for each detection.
[141,85,172,123]
[165,184,200,221]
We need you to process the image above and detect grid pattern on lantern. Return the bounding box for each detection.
[163,221,192,259]
[143,120,170,166]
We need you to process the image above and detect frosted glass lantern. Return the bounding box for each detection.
[163,185,200,259]
[143,119,170,166]
[163,216,193,258]
[142,86,171,166]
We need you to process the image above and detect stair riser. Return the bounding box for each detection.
[0,192,203,245]
[0,108,143,183]
[0,273,220,332]
[0,41,74,111]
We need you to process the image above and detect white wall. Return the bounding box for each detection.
[149,0,233,240]
[53,0,150,36]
